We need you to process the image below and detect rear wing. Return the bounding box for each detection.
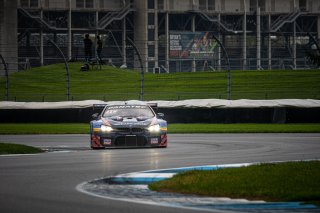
[147,102,158,111]
[92,104,108,112]
[93,102,157,112]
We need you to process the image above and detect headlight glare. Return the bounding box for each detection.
[101,125,113,132]
[148,124,160,132]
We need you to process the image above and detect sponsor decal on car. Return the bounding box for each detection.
[103,139,112,145]
[150,138,159,144]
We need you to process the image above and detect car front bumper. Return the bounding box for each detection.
[91,130,167,148]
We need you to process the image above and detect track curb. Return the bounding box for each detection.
[77,161,318,212]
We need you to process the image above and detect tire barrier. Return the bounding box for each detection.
[0,107,319,123]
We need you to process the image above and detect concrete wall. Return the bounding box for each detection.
[43,0,68,9]
[161,0,320,13]
[169,0,193,11]
[19,0,123,11]
[224,0,241,12]
[17,0,320,14]
[309,0,320,13]
[0,0,18,75]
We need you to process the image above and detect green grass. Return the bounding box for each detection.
[0,63,319,101]
[170,123,320,133]
[0,123,319,134]
[0,143,43,155]
[149,161,320,205]
[0,123,89,134]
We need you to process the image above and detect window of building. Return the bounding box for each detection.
[299,0,307,11]
[199,0,206,10]
[250,0,257,11]
[76,0,84,8]
[148,61,155,73]
[85,0,94,8]
[158,0,164,10]
[308,0,313,12]
[30,0,39,7]
[148,29,155,41]
[208,0,215,10]
[20,0,29,7]
[221,0,225,11]
[99,0,104,8]
[30,0,38,7]
[148,13,154,25]
[148,0,155,9]
[271,0,275,12]
[169,0,174,10]
[148,45,155,57]
[258,0,265,11]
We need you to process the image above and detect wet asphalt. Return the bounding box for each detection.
[0,133,319,213]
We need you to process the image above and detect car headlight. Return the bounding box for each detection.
[101,125,113,132]
[148,124,160,132]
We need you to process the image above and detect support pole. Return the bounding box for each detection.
[293,21,297,70]
[242,0,247,70]
[165,12,169,72]
[154,3,158,69]
[218,13,221,71]
[0,54,9,101]
[95,10,98,55]
[48,40,70,101]
[191,15,196,72]
[122,18,127,66]
[256,7,261,70]
[68,0,72,61]
[40,8,44,66]
[126,37,144,101]
[211,35,231,100]
[318,15,320,40]
[268,13,272,70]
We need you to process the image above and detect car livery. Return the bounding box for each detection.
[90,103,168,149]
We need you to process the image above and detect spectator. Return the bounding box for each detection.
[83,34,92,62]
[96,35,103,63]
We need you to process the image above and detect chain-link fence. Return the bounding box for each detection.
[1,3,320,102]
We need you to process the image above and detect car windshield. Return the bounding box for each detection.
[103,105,154,118]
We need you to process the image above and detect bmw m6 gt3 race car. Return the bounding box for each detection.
[90,103,168,149]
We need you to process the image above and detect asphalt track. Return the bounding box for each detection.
[0,133,320,213]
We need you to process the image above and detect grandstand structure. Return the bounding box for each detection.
[1,0,320,72]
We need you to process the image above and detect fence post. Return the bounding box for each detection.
[0,54,9,101]
[211,34,231,100]
[47,39,71,101]
[126,37,144,101]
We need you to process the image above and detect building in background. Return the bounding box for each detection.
[0,0,18,74]
[4,0,320,72]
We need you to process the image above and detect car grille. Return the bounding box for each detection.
[115,128,145,133]
[115,136,147,147]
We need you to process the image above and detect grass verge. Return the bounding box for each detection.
[0,123,319,134]
[0,143,43,155]
[149,161,320,205]
[0,63,319,101]
[170,123,320,133]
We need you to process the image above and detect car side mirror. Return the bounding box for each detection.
[157,113,164,119]
[92,113,99,120]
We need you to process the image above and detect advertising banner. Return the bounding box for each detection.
[169,32,218,59]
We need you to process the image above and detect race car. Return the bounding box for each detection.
[90,102,168,149]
